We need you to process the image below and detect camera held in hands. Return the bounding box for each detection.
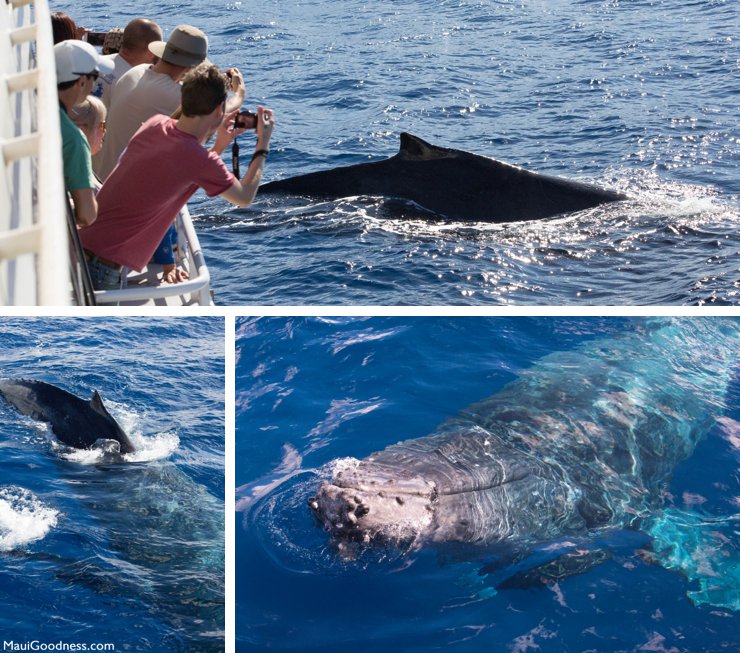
[234,111,258,130]
[85,31,107,46]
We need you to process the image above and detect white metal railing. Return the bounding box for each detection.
[1,0,214,306]
[93,205,213,306]
[1,0,69,305]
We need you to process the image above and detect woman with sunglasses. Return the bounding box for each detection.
[70,95,108,181]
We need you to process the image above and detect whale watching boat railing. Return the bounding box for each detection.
[1,0,213,306]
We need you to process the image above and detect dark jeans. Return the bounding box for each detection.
[87,256,124,290]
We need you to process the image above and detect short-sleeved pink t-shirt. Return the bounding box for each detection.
[80,115,235,271]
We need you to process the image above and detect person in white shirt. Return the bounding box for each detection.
[94,24,212,181]
[95,19,162,109]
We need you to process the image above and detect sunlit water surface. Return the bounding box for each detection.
[68,0,738,305]
[236,317,739,652]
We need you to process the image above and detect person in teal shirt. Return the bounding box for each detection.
[59,105,95,191]
[55,40,113,225]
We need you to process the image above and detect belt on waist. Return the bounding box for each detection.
[84,249,123,271]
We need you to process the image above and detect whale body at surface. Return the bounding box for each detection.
[310,319,737,554]
[0,379,136,454]
[260,133,628,223]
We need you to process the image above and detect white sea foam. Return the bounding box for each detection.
[55,402,179,464]
[124,430,180,463]
[0,486,59,552]
[58,442,119,464]
[100,402,179,462]
[328,456,361,477]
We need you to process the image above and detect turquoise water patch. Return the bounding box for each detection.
[647,507,739,612]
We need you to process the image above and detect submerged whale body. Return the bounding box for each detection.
[260,133,627,222]
[0,379,136,454]
[310,320,737,554]
[0,378,224,647]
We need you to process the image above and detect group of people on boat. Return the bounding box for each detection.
[52,10,275,291]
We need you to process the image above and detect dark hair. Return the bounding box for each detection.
[180,64,228,117]
[51,12,77,44]
[57,79,79,92]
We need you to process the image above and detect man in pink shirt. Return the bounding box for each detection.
[80,63,274,290]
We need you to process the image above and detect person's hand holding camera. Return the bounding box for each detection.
[212,108,244,156]
[255,106,275,150]
[216,106,275,160]
[224,68,245,97]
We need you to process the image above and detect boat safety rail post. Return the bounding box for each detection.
[1,0,69,305]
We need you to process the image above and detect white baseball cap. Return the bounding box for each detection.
[54,40,115,84]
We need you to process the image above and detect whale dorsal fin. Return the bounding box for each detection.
[89,389,135,453]
[398,133,449,160]
[89,390,113,418]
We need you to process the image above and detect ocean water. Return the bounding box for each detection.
[0,318,225,652]
[236,317,739,652]
[65,0,738,306]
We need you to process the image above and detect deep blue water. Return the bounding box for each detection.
[0,318,224,652]
[64,0,738,305]
[236,317,739,652]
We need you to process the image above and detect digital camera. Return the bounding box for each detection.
[234,111,258,130]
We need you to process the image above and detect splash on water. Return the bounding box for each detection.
[0,486,59,552]
[55,402,180,464]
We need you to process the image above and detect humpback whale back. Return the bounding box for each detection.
[259,133,627,223]
[0,379,136,454]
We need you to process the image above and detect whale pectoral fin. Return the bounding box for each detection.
[643,508,740,611]
[496,549,612,590]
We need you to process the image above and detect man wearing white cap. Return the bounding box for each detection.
[55,39,114,226]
